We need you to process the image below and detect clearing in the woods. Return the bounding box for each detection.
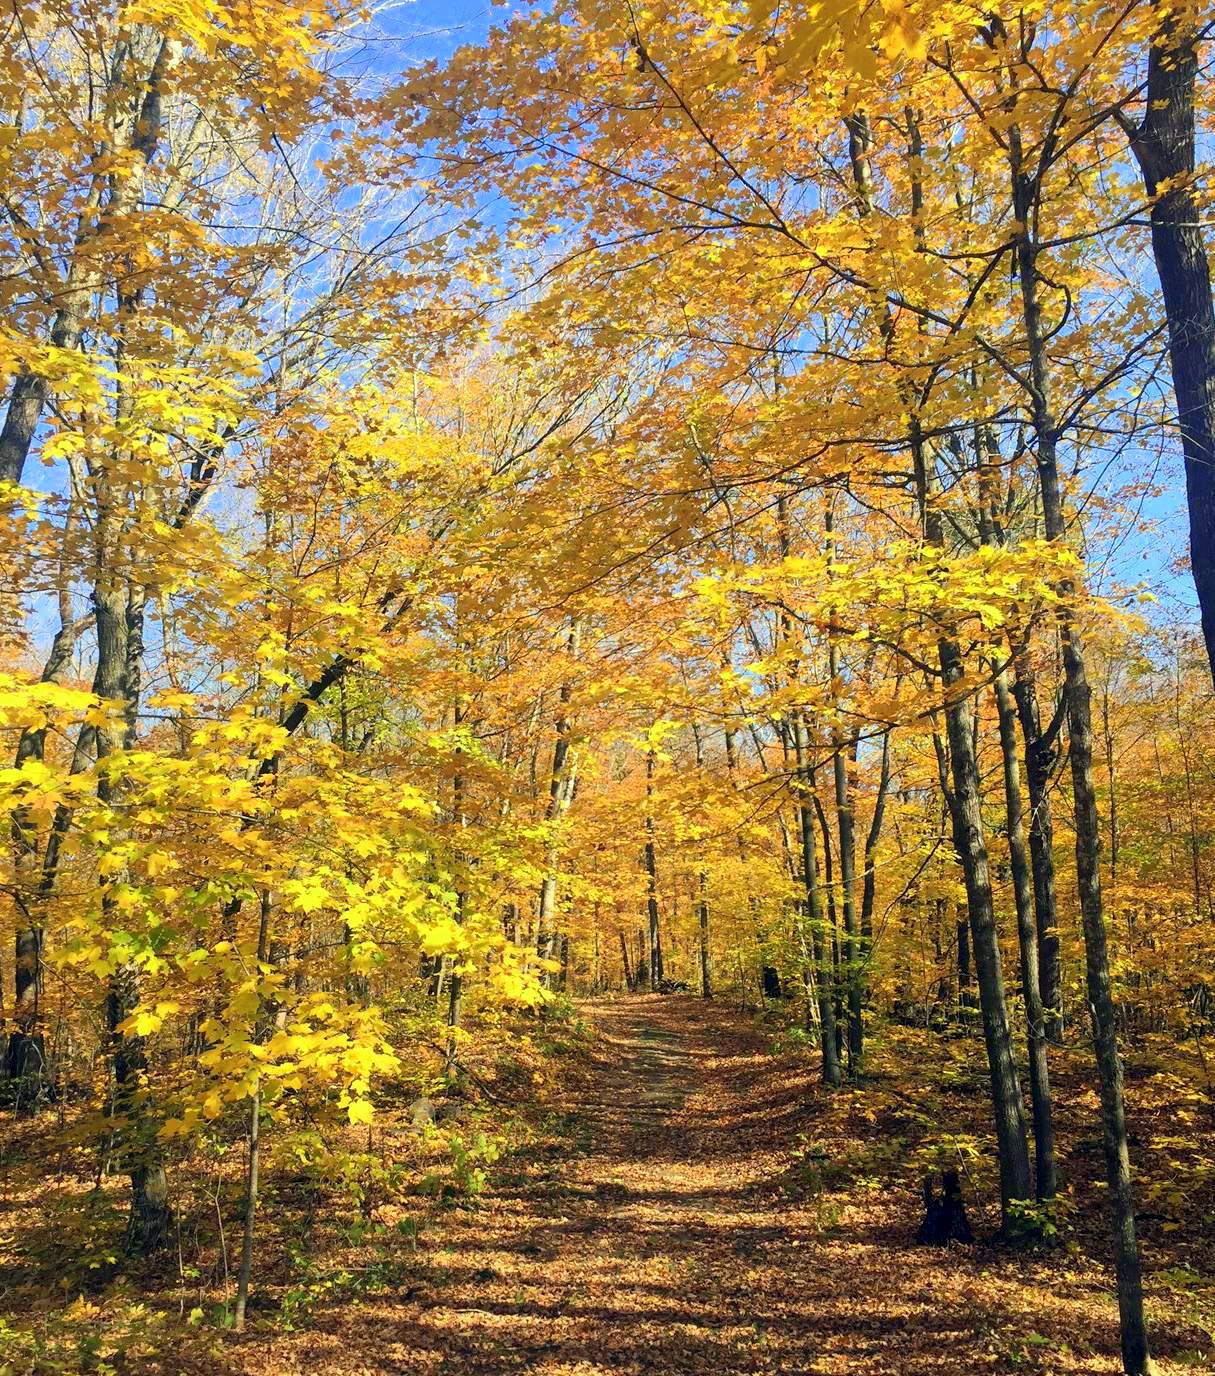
[202,996,1202,1376]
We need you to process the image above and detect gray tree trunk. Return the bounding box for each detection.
[916,423,1033,1222]
[1010,650,1065,1041]
[644,749,662,990]
[0,38,176,485]
[1012,124,1151,1369]
[792,716,841,1088]
[994,667,1057,1202]
[939,638,1034,1217]
[536,624,579,982]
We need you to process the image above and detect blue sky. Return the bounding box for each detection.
[392,0,507,61]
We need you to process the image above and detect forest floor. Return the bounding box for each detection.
[4,994,1214,1374]
[173,994,1211,1376]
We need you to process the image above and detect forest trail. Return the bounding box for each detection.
[242,995,1138,1376]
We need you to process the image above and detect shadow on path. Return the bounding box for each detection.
[228,995,1143,1376]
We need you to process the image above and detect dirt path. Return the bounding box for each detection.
[250,995,1147,1376]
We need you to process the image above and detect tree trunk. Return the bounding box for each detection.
[697,873,712,999]
[859,730,892,942]
[916,414,1031,1219]
[0,38,176,486]
[691,723,713,999]
[1123,14,1215,685]
[619,931,634,991]
[1102,686,1119,888]
[536,874,558,973]
[832,729,863,1067]
[1013,127,1152,1369]
[233,1079,262,1332]
[553,933,567,991]
[940,640,1034,1218]
[957,915,972,1008]
[6,595,90,1092]
[1044,550,1151,1373]
[536,623,579,982]
[824,501,863,1068]
[1010,651,1065,1041]
[994,666,1057,1202]
[977,438,1057,1205]
[446,691,468,1069]
[902,112,1031,1216]
[792,716,841,1088]
[91,566,172,1252]
[5,924,46,1098]
[644,748,663,990]
[107,962,173,1254]
[235,889,275,1332]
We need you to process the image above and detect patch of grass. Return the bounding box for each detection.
[279,1244,420,1330]
[788,1132,907,1197]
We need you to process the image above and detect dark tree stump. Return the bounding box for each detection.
[916,1169,973,1245]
